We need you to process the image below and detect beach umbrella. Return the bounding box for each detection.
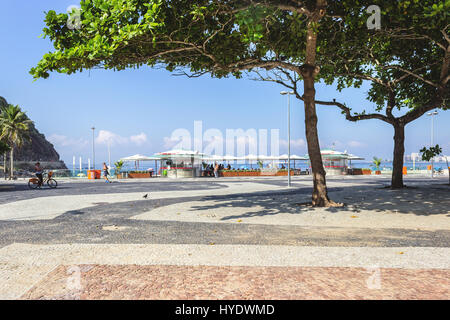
[120,154,159,161]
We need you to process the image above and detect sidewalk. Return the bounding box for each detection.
[0,178,448,300]
[1,244,448,300]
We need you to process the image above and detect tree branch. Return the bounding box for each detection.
[315,99,393,124]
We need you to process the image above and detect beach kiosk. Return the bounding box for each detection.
[155,149,205,178]
[119,154,160,178]
[303,149,364,175]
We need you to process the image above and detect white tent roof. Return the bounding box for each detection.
[291,154,309,160]
[203,155,241,161]
[244,154,260,161]
[278,154,309,160]
[120,154,159,161]
[156,149,206,156]
[202,154,308,161]
[347,154,365,160]
[303,149,365,160]
[155,149,208,160]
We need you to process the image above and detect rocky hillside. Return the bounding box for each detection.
[0,96,66,168]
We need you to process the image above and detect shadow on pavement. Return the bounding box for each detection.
[187,184,450,221]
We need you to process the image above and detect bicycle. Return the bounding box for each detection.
[28,171,58,189]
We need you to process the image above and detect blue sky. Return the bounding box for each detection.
[1,1,449,165]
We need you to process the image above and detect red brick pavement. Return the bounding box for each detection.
[22,265,450,300]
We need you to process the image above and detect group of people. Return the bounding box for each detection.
[203,162,232,178]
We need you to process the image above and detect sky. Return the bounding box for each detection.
[1,1,449,166]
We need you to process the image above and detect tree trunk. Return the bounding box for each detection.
[391,123,405,189]
[300,0,340,207]
[446,157,449,185]
[3,152,6,180]
[302,68,335,206]
[9,148,13,180]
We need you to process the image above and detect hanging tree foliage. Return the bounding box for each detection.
[30,0,427,205]
[315,0,449,188]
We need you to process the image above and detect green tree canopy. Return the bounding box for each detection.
[30,0,382,80]
[309,0,449,188]
[420,145,442,162]
[0,141,10,155]
[31,0,426,204]
[0,96,7,108]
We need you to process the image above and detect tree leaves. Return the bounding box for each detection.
[0,104,33,149]
[420,145,442,161]
[30,0,448,120]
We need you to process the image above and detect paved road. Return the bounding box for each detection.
[0,177,448,300]
[0,179,448,248]
[0,180,225,205]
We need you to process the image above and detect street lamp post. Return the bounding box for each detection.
[107,139,111,169]
[91,127,96,170]
[427,111,438,178]
[280,91,295,187]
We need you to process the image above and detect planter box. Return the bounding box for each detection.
[260,170,278,176]
[237,171,260,177]
[221,170,295,177]
[362,169,372,175]
[349,169,363,175]
[275,171,294,176]
[222,171,237,177]
[220,170,295,177]
[222,171,261,177]
[128,172,152,179]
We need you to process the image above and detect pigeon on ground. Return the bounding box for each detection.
[143,194,148,199]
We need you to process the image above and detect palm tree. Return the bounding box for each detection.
[0,141,11,179]
[114,160,124,178]
[0,97,7,108]
[372,156,383,174]
[0,104,33,179]
[0,97,10,179]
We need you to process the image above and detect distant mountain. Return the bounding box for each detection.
[0,96,66,167]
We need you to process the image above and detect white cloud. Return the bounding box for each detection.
[48,134,89,148]
[50,130,149,151]
[130,133,148,146]
[162,128,192,150]
[279,138,306,149]
[95,130,148,146]
[163,136,180,150]
[347,140,367,148]
[95,130,128,146]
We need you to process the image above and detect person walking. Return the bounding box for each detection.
[214,162,219,178]
[103,162,111,183]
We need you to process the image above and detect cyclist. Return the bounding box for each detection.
[35,162,43,187]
